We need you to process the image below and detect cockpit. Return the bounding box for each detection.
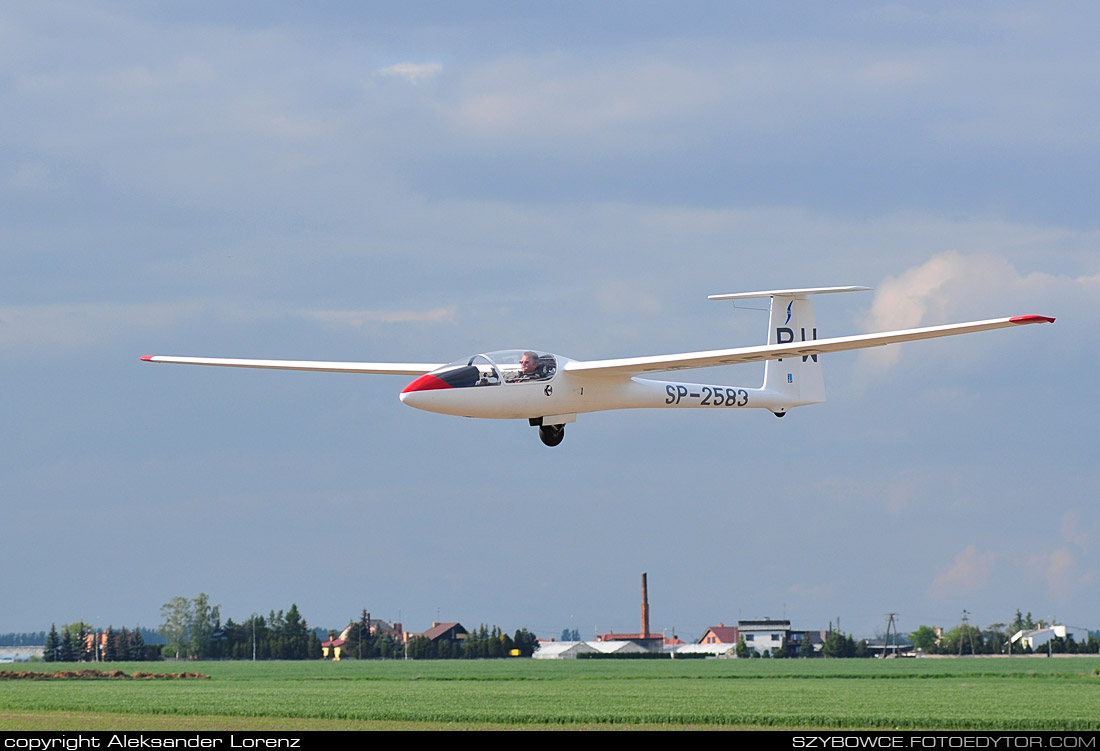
[422,350,557,388]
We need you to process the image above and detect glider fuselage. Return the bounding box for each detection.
[398,351,794,420]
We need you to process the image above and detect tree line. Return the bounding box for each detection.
[339,611,539,660]
[734,630,872,658]
[43,623,154,662]
[160,594,320,660]
[909,609,1100,656]
[0,632,46,647]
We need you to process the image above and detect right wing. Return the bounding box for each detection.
[140,355,443,376]
[564,315,1055,378]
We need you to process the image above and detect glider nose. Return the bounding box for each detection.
[400,373,451,409]
[401,374,451,394]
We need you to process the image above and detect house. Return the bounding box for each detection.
[1011,623,1075,651]
[338,617,404,643]
[420,622,468,644]
[738,618,790,655]
[698,623,740,646]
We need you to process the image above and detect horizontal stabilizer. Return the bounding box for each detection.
[708,286,870,301]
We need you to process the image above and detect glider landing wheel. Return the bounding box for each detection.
[539,424,565,447]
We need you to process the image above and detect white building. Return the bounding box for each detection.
[532,641,598,660]
[738,619,790,655]
[1011,624,1075,651]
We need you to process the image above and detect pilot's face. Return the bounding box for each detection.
[520,355,537,373]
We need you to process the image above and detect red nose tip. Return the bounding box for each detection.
[402,374,452,394]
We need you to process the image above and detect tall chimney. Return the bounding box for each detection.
[641,572,650,638]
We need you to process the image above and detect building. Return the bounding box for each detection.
[738,619,790,655]
[419,622,468,644]
[1011,623,1076,651]
[698,623,740,646]
[533,641,598,659]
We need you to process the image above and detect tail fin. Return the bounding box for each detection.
[762,293,825,413]
[709,286,868,415]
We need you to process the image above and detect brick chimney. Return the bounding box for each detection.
[641,572,650,638]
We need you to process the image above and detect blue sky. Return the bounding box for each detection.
[2,2,1097,642]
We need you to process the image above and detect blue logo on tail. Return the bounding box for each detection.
[785,301,793,325]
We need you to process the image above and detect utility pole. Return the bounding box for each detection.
[884,613,899,658]
[960,610,977,655]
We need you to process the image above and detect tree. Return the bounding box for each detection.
[104,626,117,662]
[281,604,310,659]
[160,596,193,660]
[44,624,60,663]
[512,628,539,657]
[798,634,815,658]
[938,624,983,655]
[909,625,938,653]
[735,637,751,658]
[117,627,131,662]
[983,624,1007,655]
[75,622,92,662]
[190,593,219,659]
[60,628,76,663]
[376,632,397,660]
[821,631,856,658]
[129,627,146,661]
[348,610,373,660]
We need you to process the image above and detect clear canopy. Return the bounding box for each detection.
[429,350,557,388]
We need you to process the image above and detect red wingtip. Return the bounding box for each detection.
[1009,315,1056,324]
[140,355,153,361]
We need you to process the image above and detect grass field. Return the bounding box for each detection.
[3,657,1100,731]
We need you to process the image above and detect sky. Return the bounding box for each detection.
[2,1,1097,643]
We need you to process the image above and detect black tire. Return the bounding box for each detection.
[539,424,565,447]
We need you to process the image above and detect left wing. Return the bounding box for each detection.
[563,315,1054,378]
[140,355,443,375]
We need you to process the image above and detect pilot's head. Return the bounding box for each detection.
[519,351,539,374]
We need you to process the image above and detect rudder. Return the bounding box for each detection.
[762,294,825,412]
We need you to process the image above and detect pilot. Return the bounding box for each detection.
[513,351,543,382]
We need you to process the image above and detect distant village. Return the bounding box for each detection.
[2,573,1096,663]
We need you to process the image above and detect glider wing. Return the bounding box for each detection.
[140,355,442,376]
[564,315,1054,378]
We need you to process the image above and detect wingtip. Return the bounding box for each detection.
[140,355,153,361]
[1009,315,1056,324]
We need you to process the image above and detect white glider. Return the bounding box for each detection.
[142,287,1053,446]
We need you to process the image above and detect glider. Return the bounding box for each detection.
[141,287,1053,446]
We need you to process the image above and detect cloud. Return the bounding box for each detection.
[859,251,1093,370]
[305,307,456,326]
[1024,548,1080,604]
[378,62,442,84]
[0,302,204,352]
[597,281,662,315]
[929,545,995,598]
[1061,510,1093,550]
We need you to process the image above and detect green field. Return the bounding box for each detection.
[3,657,1100,731]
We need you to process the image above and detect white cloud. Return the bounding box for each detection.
[378,62,442,84]
[1060,509,1096,551]
[929,545,995,598]
[859,252,1095,370]
[305,307,456,326]
[1024,548,1080,604]
[0,302,204,352]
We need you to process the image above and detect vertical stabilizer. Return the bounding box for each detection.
[762,294,826,412]
[710,287,869,414]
